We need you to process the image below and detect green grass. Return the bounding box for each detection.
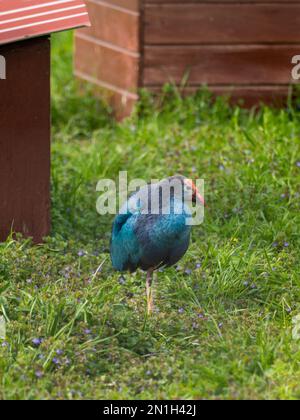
[1,31,300,400]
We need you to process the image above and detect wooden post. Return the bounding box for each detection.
[0,37,50,243]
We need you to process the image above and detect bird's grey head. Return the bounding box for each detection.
[126,174,204,215]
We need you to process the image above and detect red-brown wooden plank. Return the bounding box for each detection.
[144,45,299,85]
[144,4,300,44]
[79,0,139,51]
[145,1,288,3]
[75,34,140,92]
[149,85,291,107]
[0,37,50,243]
[108,0,140,11]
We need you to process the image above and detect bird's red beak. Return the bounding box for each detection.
[188,180,205,206]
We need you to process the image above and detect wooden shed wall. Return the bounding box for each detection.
[143,0,299,105]
[75,0,300,116]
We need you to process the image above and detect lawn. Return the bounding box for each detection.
[1,32,300,400]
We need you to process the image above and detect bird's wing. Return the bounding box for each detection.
[110,212,141,272]
[164,236,190,267]
[134,211,191,270]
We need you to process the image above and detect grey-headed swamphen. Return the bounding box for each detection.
[110,175,204,314]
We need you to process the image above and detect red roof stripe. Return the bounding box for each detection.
[0,0,90,45]
[0,0,76,14]
[0,6,86,29]
[0,12,88,33]
[0,0,75,16]
[0,1,85,22]
[1,14,89,40]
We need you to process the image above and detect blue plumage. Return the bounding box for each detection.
[110,195,192,272]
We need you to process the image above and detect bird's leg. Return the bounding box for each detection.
[146,269,154,315]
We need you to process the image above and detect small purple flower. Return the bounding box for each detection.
[178,308,185,314]
[243,281,249,287]
[84,329,91,335]
[198,313,204,319]
[32,338,42,347]
[118,276,126,285]
[218,322,223,328]
[176,265,182,272]
[296,161,300,168]
[218,164,225,171]
[263,272,269,278]
[195,262,202,269]
[35,370,43,378]
[283,242,289,248]
[77,250,86,257]
[146,370,152,376]
[251,283,257,289]
[1,341,8,348]
[52,357,60,365]
[56,349,63,355]
[184,269,192,276]
[272,242,279,248]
